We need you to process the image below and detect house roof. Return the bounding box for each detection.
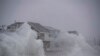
[7,22,24,28]
[28,22,50,33]
[7,22,51,33]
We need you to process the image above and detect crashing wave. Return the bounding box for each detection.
[0,23,45,56]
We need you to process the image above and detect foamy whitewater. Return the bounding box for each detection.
[0,23,45,56]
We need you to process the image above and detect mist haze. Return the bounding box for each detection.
[0,0,100,48]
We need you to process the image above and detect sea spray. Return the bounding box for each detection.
[0,23,45,56]
[47,32,100,56]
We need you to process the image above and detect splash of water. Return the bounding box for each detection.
[46,32,100,56]
[0,23,45,56]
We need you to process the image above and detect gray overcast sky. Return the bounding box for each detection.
[0,0,100,45]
